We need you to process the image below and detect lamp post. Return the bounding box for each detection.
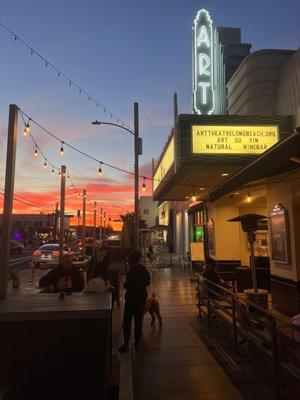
[91,102,142,250]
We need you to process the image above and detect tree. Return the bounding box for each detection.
[120,212,147,250]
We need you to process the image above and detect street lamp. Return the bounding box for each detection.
[91,103,142,250]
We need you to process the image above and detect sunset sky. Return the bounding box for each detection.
[0,0,299,229]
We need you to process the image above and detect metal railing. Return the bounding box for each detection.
[194,273,300,399]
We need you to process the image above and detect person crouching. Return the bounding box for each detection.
[144,293,162,326]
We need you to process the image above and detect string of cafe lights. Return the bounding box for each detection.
[0,20,132,132]
[0,22,215,196]
[19,109,207,196]
[0,21,212,196]
[20,111,79,193]
[19,108,153,188]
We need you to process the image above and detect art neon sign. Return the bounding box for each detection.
[193,9,214,115]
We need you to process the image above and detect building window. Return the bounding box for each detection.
[144,209,149,215]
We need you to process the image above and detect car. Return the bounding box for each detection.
[10,241,24,255]
[32,244,73,268]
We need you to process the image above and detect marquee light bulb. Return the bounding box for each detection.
[191,185,196,202]
[247,190,252,203]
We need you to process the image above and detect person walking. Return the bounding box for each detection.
[119,250,151,352]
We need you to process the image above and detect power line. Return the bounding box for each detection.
[0,20,132,131]
[0,189,50,210]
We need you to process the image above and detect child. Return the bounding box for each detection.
[144,293,162,326]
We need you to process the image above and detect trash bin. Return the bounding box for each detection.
[236,267,252,292]
[291,314,300,342]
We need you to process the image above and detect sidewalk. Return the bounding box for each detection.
[132,267,243,400]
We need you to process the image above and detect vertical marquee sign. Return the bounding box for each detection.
[193,9,214,115]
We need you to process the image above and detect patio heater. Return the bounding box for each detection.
[227,214,268,304]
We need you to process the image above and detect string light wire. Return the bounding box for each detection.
[19,108,200,190]
[0,20,131,131]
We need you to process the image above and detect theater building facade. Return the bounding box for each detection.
[152,9,300,316]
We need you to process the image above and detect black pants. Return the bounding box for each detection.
[123,300,145,345]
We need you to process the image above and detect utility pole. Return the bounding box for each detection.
[93,201,97,244]
[134,102,141,251]
[82,189,86,253]
[103,212,106,237]
[59,165,66,262]
[54,202,59,240]
[100,207,103,242]
[77,209,80,237]
[0,104,18,299]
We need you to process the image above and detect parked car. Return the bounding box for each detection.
[32,244,73,268]
[10,241,24,255]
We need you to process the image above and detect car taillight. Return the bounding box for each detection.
[52,251,60,256]
[33,250,41,256]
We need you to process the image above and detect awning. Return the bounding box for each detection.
[209,132,300,202]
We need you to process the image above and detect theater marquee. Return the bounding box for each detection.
[192,125,279,154]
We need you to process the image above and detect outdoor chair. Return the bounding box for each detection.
[148,257,161,281]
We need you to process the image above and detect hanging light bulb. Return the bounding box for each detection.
[60,142,64,156]
[142,177,146,192]
[191,186,196,202]
[71,184,75,190]
[34,146,38,157]
[23,122,30,136]
[43,159,47,168]
[98,163,103,176]
[67,173,70,180]
[247,189,252,203]
[58,170,61,176]
[51,166,55,174]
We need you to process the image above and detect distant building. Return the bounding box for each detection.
[152,8,300,316]
[0,213,72,242]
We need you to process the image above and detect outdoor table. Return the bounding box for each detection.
[0,292,112,399]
